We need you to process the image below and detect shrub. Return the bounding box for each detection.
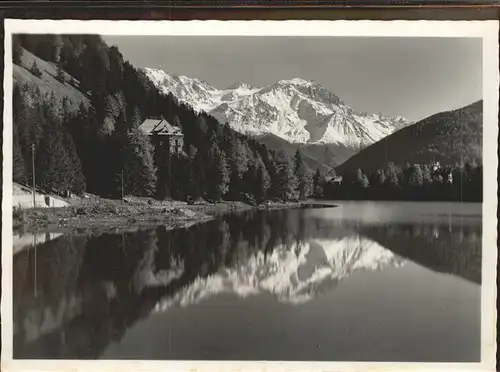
[13,207,24,224]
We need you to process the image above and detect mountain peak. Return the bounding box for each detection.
[144,68,410,149]
[277,78,314,86]
[226,81,255,91]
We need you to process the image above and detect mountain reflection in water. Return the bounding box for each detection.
[13,205,481,361]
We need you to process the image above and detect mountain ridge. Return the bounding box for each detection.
[143,67,410,150]
[336,100,483,175]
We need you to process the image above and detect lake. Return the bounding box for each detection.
[12,201,482,361]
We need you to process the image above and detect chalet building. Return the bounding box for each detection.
[139,118,184,155]
[325,175,343,186]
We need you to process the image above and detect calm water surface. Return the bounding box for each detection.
[13,201,482,361]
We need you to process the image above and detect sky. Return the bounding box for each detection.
[102,36,482,122]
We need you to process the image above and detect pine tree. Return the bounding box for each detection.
[35,124,69,192]
[355,169,369,188]
[30,60,42,78]
[13,124,25,183]
[254,161,271,203]
[421,164,432,185]
[56,63,66,83]
[362,174,370,189]
[386,162,399,188]
[12,35,23,65]
[275,152,298,202]
[130,105,142,129]
[313,168,321,192]
[59,96,72,121]
[62,131,86,194]
[228,139,250,198]
[209,146,230,201]
[266,153,281,199]
[402,162,412,187]
[192,149,208,199]
[173,116,181,128]
[294,149,309,200]
[409,164,424,187]
[376,169,386,186]
[15,88,43,185]
[185,159,197,199]
[122,128,157,196]
[170,153,191,200]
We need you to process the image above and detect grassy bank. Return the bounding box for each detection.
[13,198,302,235]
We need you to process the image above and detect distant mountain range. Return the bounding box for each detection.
[336,100,483,174]
[14,46,481,176]
[144,68,410,169]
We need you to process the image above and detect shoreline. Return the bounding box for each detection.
[13,200,304,236]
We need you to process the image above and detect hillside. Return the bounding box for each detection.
[12,34,313,204]
[336,101,483,175]
[255,134,355,173]
[13,48,90,112]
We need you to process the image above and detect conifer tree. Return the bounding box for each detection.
[170,153,191,200]
[386,162,399,188]
[421,164,432,185]
[402,162,412,187]
[13,124,25,183]
[313,168,321,192]
[62,131,86,194]
[355,169,369,188]
[122,128,157,196]
[12,35,23,65]
[173,115,181,128]
[228,139,250,198]
[275,152,298,202]
[56,63,66,83]
[375,169,386,186]
[209,146,230,201]
[294,149,309,200]
[254,162,271,204]
[30,60,42,78]
[35,124,69,192]
[192,148,209,199]
[130,105,142,129]
[409,164,424,187]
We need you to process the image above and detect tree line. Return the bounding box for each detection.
[314,160,482,202]
[12,34,313,203]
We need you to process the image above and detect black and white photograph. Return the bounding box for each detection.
[2,20,498,372]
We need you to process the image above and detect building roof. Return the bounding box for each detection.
[139,118,183,136]
[325,175,343,183]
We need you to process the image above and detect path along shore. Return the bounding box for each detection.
[13,198,304,236]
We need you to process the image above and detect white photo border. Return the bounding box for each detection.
[2,19,498,372]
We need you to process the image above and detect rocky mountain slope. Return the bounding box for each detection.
[144,68,410,166]
[336,100,483,175]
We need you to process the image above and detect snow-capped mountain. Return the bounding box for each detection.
[144,68,409,148]
[153,235,405,312]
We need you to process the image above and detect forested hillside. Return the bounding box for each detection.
[314,101,483,202]
[336,101,483,175]
[12,34,312,203]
